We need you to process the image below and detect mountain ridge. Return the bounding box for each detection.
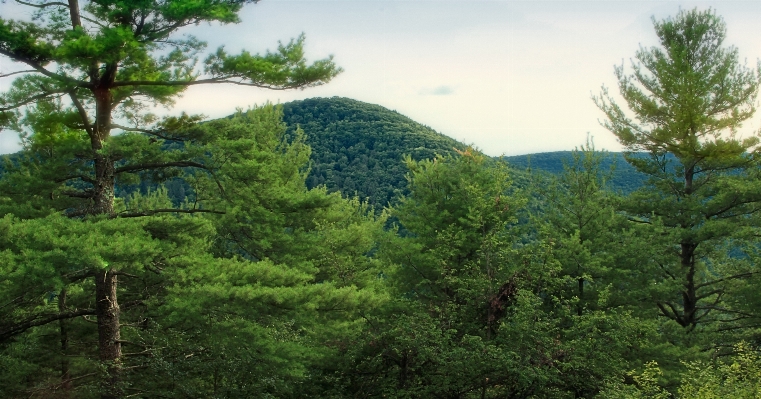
[281,97,646,202]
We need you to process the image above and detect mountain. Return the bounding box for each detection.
[281,98,647,205]
[1,97,647,207]
[504,151,647,193]
[281,97,467,207]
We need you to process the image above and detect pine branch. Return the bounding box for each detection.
[696,272,755,290]
[114,161,208,174]
[117,208,225,218]
[112,77,302,90]
[14,0,69,9]
[0,69,36,78]
[0,90,67,111]
[0,48,90,88]
[0,308,96,342]
[69,90,93,136]
[110,123,186,141]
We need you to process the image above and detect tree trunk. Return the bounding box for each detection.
[577,277,584,316]
[681,242,698,328]
[91,86,115,217]
[87,61,120,398]
[67,0,82,28]
[59,288,72,397]
[93,154,115,216]
[681,164,697,329]
[95,269,122,399]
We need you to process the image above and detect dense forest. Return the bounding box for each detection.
[280,97,646,204]
[2,2,761,399]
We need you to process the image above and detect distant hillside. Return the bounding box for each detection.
[504,151,647,193]
[1,97,649,207]
[281,97,467,207]
[281,98,648,203]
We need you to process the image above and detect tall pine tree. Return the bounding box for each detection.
[595,9,761,339]
[0,1,340,397]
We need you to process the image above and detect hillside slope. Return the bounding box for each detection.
[282,98,646,204]
[1,98,647,207]
[281,97,467,207]
[504,151,647,193]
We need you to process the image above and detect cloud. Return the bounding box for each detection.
[419,85,455,96]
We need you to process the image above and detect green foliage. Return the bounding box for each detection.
[594,8,761,337]
[678,342,761,398]
[281,97,468,207]
[505,151,646,194]
[0,104,387,397]
[1,2,342,394]
[5,4,761,398]
[533,142,624,313]
[599,343,761,399]
[308,149,657,398]
[0,203,216,397]
[323,149,544,397]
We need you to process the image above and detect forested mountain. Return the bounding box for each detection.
[5,6,761,398]
[281,97,467,206]
[279,97,645,205]
[1,97,644,205]
[504,151,647,193]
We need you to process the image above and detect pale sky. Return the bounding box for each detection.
[2,0,761,156]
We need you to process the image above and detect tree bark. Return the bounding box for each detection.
[91,85,116,217]
[59,288,72,397]
[67,0,82,28]
[92,154,115,216]
[681,242,698,328]
[577,277,584,316]
[95,269,122,399]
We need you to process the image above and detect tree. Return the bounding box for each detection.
[0,1,340,397]
[594,8,761,335]
[0,104,387,398]
[533,141,625,315]
[530,143,676,396]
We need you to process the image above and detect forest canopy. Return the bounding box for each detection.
[2,4,761,399]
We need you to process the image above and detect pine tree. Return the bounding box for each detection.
[0,1,339,397]
[594,8,761,335]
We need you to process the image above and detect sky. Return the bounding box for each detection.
[3,0,761,156]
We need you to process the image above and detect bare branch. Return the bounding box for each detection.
[55,174,96,185]
[113,271,139,278]
[62,268,94,283]
[14,0,69,8]
[60,189,94,199]
[696,272,755,290]
[69,90,93,136]
[0,49,90,88]
[0,69,37,79]
[696,289,722,301]
[110,123,186,142]
[112,78,302,90]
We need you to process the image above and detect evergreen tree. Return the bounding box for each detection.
[0,1,339,396]
[0,104,387,398]
[534,141,624,315]
[594,8,761,339]
[531,142,667,396]
[319,149,652,398]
